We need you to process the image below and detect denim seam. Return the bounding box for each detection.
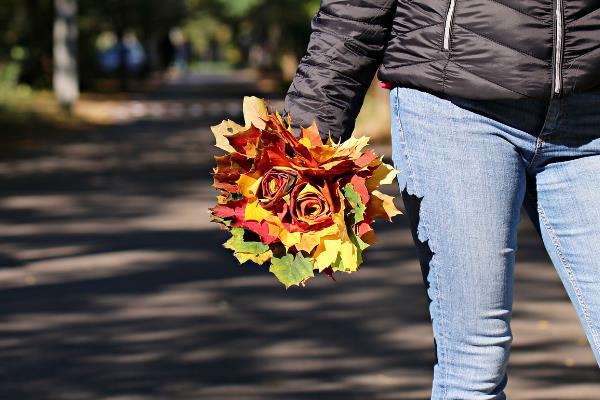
[395,93,449,398]
[537,202,600,353]
[393,89,405,143]
[526,135,545,171]
[431,242,449,400]
[409,185,450,400]
[395,96,419,201]
[527,99,555,171]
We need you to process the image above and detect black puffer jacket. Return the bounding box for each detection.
[284,0,600,142]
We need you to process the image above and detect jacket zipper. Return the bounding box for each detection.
[443,0,457,51]
[553,0,564,95]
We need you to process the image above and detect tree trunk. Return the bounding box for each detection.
[53,0,79,111]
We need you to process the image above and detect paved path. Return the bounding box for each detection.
[0,73,598,399]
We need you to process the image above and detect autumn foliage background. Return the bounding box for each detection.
[0,0,390,142]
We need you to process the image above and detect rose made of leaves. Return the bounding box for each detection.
[290,181,337,231]
[210,96,402,289]
[258,167,297,210]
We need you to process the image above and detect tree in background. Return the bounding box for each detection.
[0,0,55,88]
[1,0,186,91]
[182,0,320,78]
[77,0,186,90]
[54,0,79,110]
[1,0,320,92]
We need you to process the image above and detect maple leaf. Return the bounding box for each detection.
[367,190,402,222]
[337,240,361,272]
[237,174,261,199]
[243,96,269,130]
[209,214,232,227]
[299,121,323,148]
[223,227,272,265]
[343,183,366,225]
[349,175,370,204]
[245,200,272,222]
[347,226,369,267]
[314,237,343,271]
[211,120,243,153]
[294,223,339,254]
[366,159,397,191]
[269,253,315,288]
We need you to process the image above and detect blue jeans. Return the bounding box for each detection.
[389,87,600,399]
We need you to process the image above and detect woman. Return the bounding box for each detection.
[283,0,600,398]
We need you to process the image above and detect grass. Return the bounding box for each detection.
[0,86,79,153]
[188,61,233,74]
[0,85,127,157]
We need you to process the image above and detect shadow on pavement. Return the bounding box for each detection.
[0,74,598,400]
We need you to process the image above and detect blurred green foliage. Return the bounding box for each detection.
[0,0,54,88]
[0,1,390,143]
[0,0,321,90]
[182,0,320,75]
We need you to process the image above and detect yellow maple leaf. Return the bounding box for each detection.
[366,160,398,191]
[368,190,402,221]
[312,234,360,272]
[216,194,228,204]
[314,237,342,271]
[237,174,261,199]
[311,202,354,271]
[279,229,302,249]
[309,144,338,164]
[234,250,273,265]
[294,233,320,254]
[339,241,359,272]
[299,137,312,148]
[333,135,370,158]
[243,96,268,130]
[267,221,282,237]
[295,223,339,253]
[210,119,244,153]
[242,140,259,158]
[245,200,271,222]
[332,206,349,242]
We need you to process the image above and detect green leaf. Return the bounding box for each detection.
[228,192,244,201]
[349,227,369,252]
[269,253,315,289]
[330,254,344,273]
[327,228,369,273]
[347,227,369,268]
[210,214,232,226]
[224,227,270,264]
[343,183,366,225]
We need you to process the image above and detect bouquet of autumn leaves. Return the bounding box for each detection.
[209,97,401,288]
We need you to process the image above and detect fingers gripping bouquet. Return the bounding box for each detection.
[209,97,401,288]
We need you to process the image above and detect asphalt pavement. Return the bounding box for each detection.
[0,72,598,400]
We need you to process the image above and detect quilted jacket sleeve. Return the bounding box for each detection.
[283,0,396,143]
